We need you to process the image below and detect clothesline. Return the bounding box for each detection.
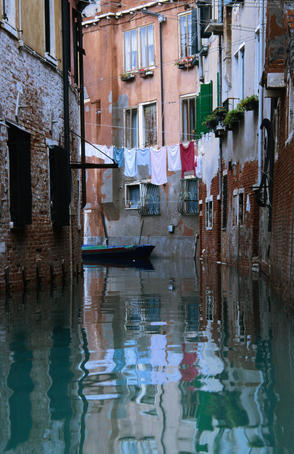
[93,141,202,184]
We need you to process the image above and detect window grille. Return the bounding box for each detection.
[139,183,160,216]
[178,178,199,215]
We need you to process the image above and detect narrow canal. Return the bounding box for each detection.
[0,259,293,453]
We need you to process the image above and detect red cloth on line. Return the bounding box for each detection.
[180,141,196,178]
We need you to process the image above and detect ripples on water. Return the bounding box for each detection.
[0,259,294,453]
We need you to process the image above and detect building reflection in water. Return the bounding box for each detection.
[0,260,294,452]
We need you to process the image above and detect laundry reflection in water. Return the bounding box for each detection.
[0,260,293,452]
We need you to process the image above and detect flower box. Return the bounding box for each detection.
[223,109,244,130]
[120,72,135,82]
[139,69,154,78]
[176,55,198,70]
[238,95,259,111]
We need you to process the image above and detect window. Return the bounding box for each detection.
[49,146,71,227]
[124,25,155,72]
[178,178,199,215]
[141,102,157,147]
[179,12,193,58]
[288,76,294,138]
[125,183,140,209]
[124,108,138,148]
[222,173,227,229]
[255,27,260,95]
[234,45,245,101]
[140,25,155,68]
[125,182,160,215]
[8,124,32,226]
[2,0,16,27]
[181,96,196,141]
[206,290,214,321]
[125,103,157,148]
[45,0,56,59]
[139,183,160,216]
[205,196,213,229]
[233,189,244,227]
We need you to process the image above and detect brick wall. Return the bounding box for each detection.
[0,30,82,293]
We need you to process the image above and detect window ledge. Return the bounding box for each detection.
[0,20,18,38]
[204,21,224,35]
[45,52,58,66]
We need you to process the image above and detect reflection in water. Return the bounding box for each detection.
[5,333,33,451]
[0,261,294,452]
[47,327,73,454]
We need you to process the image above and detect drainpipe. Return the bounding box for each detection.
[61,0,70,168]
[258,0,265,185]
[142,8,166,146]
[197,6,204,82]
[218,3,223,262]
[77,10,87,209]
[62,0,72,282]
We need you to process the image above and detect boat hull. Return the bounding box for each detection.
[82,244,155,261]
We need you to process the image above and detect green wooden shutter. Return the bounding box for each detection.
[196,81,213,139]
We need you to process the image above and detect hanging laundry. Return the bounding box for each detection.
[196,154,203,179]
[150,147,167,185]
[167,144,181,172]
[136,148,151,174]
[113,146,124,168]
[180,141,196,178]
[124,148,137,177]
[104,145,113,164]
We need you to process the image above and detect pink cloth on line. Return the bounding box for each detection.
[150,147,167,185]
[180,141,196,178]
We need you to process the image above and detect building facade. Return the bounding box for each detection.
[0,0,86,293]
[83,0,294,299]
[83,0,206,257]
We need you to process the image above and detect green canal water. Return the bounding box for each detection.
[0,259,293,453]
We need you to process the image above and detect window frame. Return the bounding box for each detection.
[124,107,138,148]
[233,188,245,227]
[180,94,197,142]
[234,44,245,102]
[44,0,57,63]
[178,11,193,58]
[123,24,155,72]
[125,181,160,215]
[138,101,157,148]
[205,196,213,230]
[1,0,17,37]
[178,176,199,215]
[125,182,141,209]
[140,24,155,69]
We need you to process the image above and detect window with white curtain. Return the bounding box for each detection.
[124,25,155,72]
[178,12,192,58]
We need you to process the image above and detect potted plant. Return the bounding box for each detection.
[120,72,135,82]
[223,109,244,130]
[213,106,227,121]
[203,112,218,130]
[138,68,154,78]
[238,94,259,111]
[176,55,198,69]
